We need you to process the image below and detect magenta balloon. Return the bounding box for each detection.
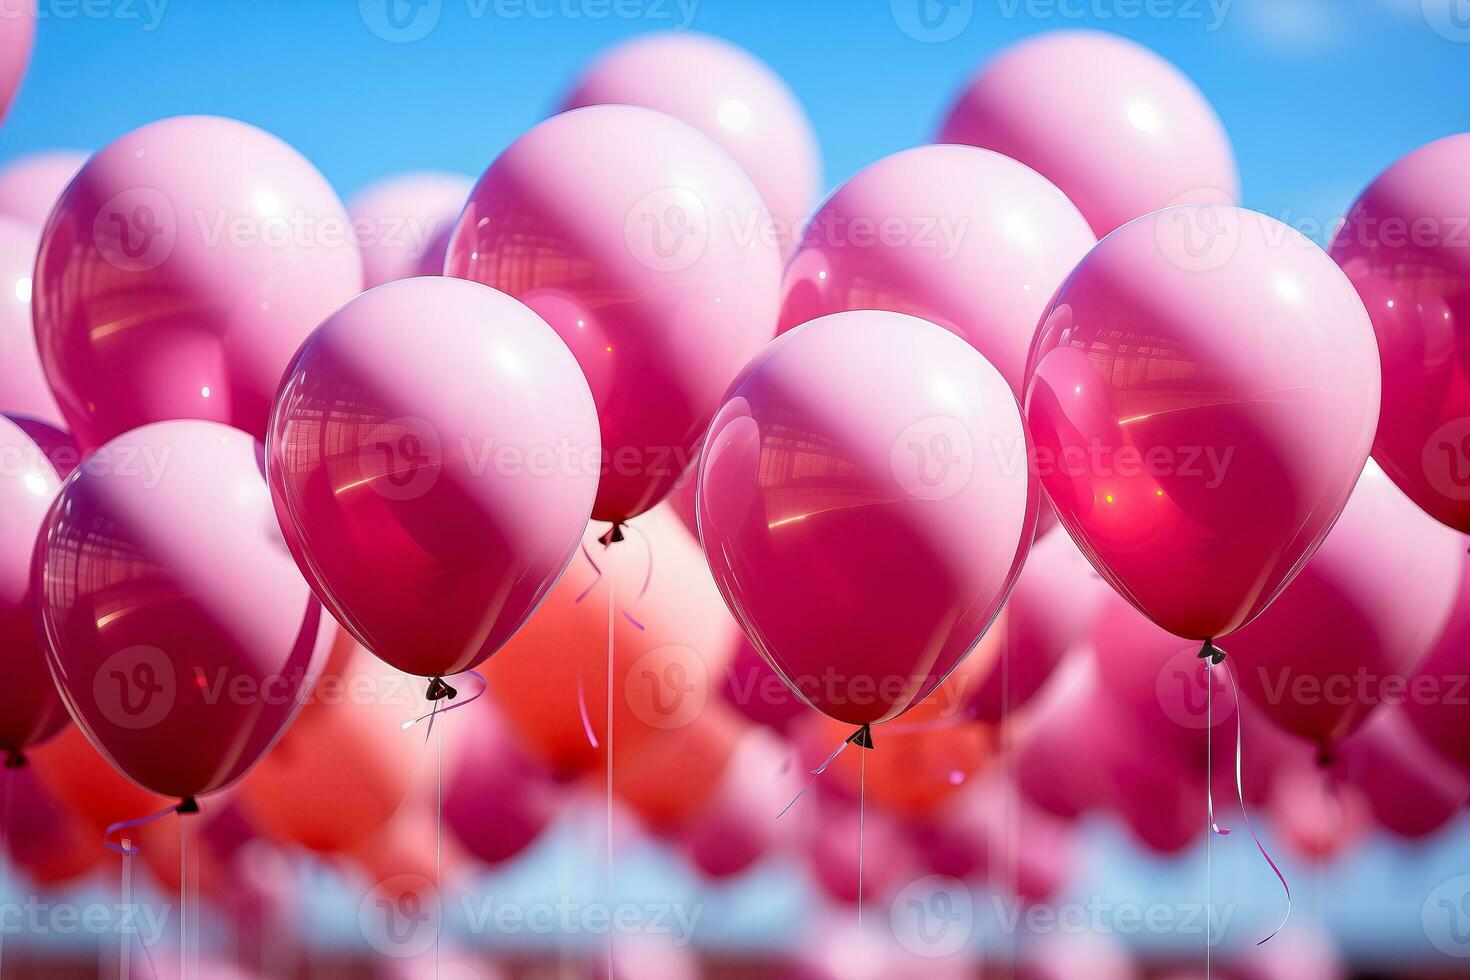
[779,145,1095,394]
[0,1,31,125]
[348,171,472,289]
[33,115,362,454]
[1406,551,1470,772]
[1336,706,1469,839]
[561,32,820,257]
[968,526,1109,722]
[937,30,1237,238]
[1329,134,1470,532]
[443,699,556,866]
[1229,463,1463,746]
[0,415,65,762]
[0,215,62,427]
[445,105,782,523]
[1025,206,1381,642]
[34,420,333,800]
[0,150,85,226]
[699,310,1036,726]
[5,413,78,477]
[268,276,600,679]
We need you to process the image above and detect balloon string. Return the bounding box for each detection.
[856,748,867,976]
[104,803,179,857]
[1,767,10,980]
[1221,660,1292,944]
[179,810,189,980]
[776,726,870,819]
[575,527,653,630]
[402,671,487,737]
[1206,659,1229,838]
[605,558,616,980]
[435,710,443,980]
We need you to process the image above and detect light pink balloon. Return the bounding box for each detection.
[1329,134,1470,533]
[268,276,600,680]
[1016,931,1138,980]
[779,144,1095,394]
[1335,706,1469,839]
[0,415,65,764]
[1230,463,1463,746]
[34,115,362,454]
[1405,551,1470,773]
[34,420,334,801]
[348,171,472,288]
[1025,206,1381,643]
[1014,652,1119,819]
[446,105,783,523]
[0,215,62,427]
[0,1,31,126]
[0,150,85,226]
[443,697,557,867]
[938,30,1238,238]
[699,310,1036,726]
[562,32,820,259]
[680,727,798,878]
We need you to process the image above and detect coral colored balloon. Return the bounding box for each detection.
[1406,551,1470,773]
[779,145,1095,393]
[1329,134,1470,532]
[348,171,472,288]
[445,105,783,523]
[0,1,31,125]
[1025,206,1380,642]
[33,115,362,454]
[561,32,821,259]
[0,216,63,427]
[443,698,558,867]
[1229,463,1462,746]
[268,276,600,680]
[29,726,165,832]
[1335,707,1468,839]
[34,420,334,800]
[699,310,1036,726]
[938,30,1237,238]
[0,416,65,764]
[0,150,85,226]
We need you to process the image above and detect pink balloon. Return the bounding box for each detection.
[34,420,333,801]
[1229,463,1463,746]
[1014,652,1118,819]
[1016,932,1138,980]
[0,215,63,427]
[348,171,472,288]
[561,32,820,258]
[0,150,85,226]
[1406,551,1470,772]
[0,1,31,125]
[33,115,362,454]
[1025,206,1381,643]
[968,526,1109,722]
[1329,133,1470,532]
[444,698,557,867]
[268,276,600,680]
[938,30,1237,238]
[1335,706,1469,839]
[779,145,1095,394]
[0,415,65,764]
[445,105,783,524]
[680,727,798,878]
[699,310,1036,726]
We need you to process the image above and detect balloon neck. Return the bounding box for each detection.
[175,796,200,816]
[598,522,626,547]
[4,748,25,769]
[846,724,875,750]
[1197,638,1226,666]
[425,676,458,701]
[1316,743,1335,768]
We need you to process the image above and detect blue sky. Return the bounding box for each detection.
[4,0,1466,240]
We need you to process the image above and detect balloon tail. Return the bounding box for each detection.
[598,522,626,547]
[577,523,653,630]
[777,725,873,819]
[576,539,603,603]
[4,747,24,768]
[1,766,10,979]
[435,703,444,980]
[403,671,486,739]
[1203,654,1231,838]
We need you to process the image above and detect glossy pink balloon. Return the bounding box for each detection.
[1230,463,1463,746]
[1025,206,1381,642]
[1405,551,1470,773]
[34,420,334,800]
[0,215,62,427]
[445,105,783,523]
[0,2,31,126]
[779,145,1095,394]
[33,115,362,454]
[1335,706,1469,839]
[1329,134,1470,532]
[348,171,472,288]
[561,33,820,258]
[938,30,1237,238]
[0,415,65,764]
[699,310,1036,726]
[268,276,600,679]
[0,150,85,226]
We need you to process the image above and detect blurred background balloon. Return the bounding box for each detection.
[348,170,472,287]
[0,149,83,226]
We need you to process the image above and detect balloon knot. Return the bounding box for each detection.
[846,724,874,750]
[1316,744,1335,768]
[1197,638,1226,665]
[425,676,458,701]
[598,523,626,547]
[175,796,200,816]
[4,748,25,769]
